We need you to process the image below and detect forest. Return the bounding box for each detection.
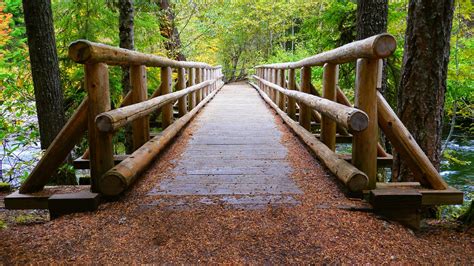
[0,0,473,254]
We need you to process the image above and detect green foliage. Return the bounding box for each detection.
[14,214,36,224]
[0,181,11,191]
[0,0,41,185]
[443,149,472,167]
[445,0,474,134]
[0,219,7,230]
[439,192,473,221]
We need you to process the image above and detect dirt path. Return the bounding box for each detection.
[0,83,472,264]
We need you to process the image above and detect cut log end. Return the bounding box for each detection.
[372,34,397,58]
[347,110,369,132]
[95,114,114,133]
[99,171,128,196]
[68,40,92,63]
[347,173,369,192]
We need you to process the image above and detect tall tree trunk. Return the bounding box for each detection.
[356,0,388,94]
[22,0,76,185]
[119,0,135,154]
[159,0,186,61]
[393,0,454,182]
[119,0,134,94]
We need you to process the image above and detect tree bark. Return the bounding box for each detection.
[393,0,454,182]
[22,0,76,185]
[119,0,134,94]
[159,0,186,61]
[119,0,135,154]
[356,0,388,94]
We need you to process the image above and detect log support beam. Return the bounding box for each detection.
[352,59,378,189]
[321,63,338,151]
[130,65,149,150]
[160,66,173,128]
[299,67,312,130]
[85,63,114,193]
[177,67,187,116]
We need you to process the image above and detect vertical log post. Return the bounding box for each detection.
[160,66,173,128]
[266,68,270,95]
[206,69,210,96]
[85,63,114,193]
[130,65,150,150]
[211,69,214,92]
[202,68,207,97]
[321,63,338,151]
[263,68,267,94]
[278,68,286,111]
[299,66,312,130]
[177,67,187,116]
[188,68,195,111]
[272,68,278,102]
[267,69,271,99]
[195,68,202,104]
[352,59,378,189]
[287,68,296,119]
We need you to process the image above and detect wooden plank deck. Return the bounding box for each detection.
[148,83,302,202]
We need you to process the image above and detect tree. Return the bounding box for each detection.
[119,0,134,94]
[119,0,135,154]
[393,0,455,182]
[22,0,76,185]
[356,0,388,94]
[159,0,186,61]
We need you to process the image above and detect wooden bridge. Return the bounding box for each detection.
[5,34,463,228]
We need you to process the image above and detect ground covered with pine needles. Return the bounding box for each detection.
[1,106,472,264]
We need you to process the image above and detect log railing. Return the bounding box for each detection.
[20,40,224,195]
[252,33,448,192]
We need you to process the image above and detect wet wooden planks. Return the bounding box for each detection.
[149,83,301,202]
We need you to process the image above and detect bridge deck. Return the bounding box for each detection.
[148,83,302,204]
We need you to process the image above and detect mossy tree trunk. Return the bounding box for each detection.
[22,0,76,185]
[119,0,135,154]
[393,0,455,182]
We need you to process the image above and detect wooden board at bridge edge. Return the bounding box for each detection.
[3,185,100,219]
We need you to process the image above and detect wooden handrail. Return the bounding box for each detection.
[99,84,224,196]
[377,91,448,190]
[96,77,222,132]
[256,34,395,69]
[253,33,448,192]
[253,75,368,132]
[253,34,391,191]
[250,82,368,192]
[69,39,223,69]
[19,97,89,193]
[18,39,223,195]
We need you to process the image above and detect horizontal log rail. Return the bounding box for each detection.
[69,40,221,69]
[96,77,222,132]
[256,33,396,69]
[250,82,368,192]
[99,84,223,196]
[253,75,368,132]
[19,39,223,195]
